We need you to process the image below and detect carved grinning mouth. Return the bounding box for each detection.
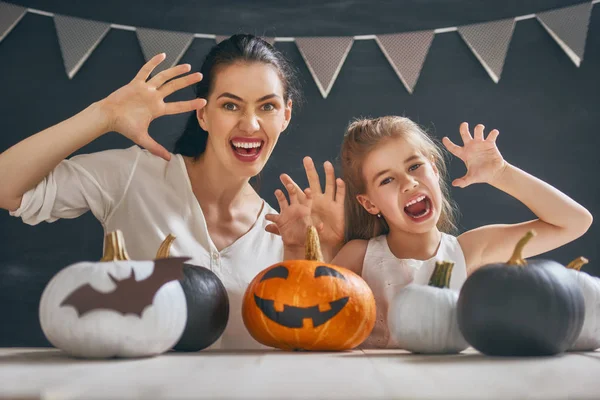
[254,294,349,328]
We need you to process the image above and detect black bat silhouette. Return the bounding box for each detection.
[60,257,190,318]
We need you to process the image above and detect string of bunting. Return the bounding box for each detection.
[0,1,597,98]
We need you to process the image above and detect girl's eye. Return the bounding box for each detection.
[223,103,238,111]
[379,177,393,186]
[409,163,422,172]
[262,103,276,111]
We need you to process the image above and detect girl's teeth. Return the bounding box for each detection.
[405,195,426,208]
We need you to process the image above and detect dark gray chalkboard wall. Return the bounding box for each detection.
[1,0,599,346]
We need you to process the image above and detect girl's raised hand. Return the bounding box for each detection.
[442,122,507,188]
[99,53,207,161]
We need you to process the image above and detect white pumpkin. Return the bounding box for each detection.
[566,257,600,351]
[388,261,469,354]
[39,230,188,359]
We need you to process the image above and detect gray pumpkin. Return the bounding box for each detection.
[457,231,585,356]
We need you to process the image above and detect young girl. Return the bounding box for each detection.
[326,116,593,348]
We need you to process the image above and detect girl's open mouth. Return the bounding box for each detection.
[404,195,433,222]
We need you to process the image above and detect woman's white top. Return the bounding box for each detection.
[360,233,468,348]
[10,145,283,350]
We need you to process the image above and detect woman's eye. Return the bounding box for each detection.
[379,177,393,186]
[409,163,422,172]
[262,103,276,111]
[223,103,238,111]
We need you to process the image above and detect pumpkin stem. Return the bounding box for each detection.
[156,233,176,259]
[100,230,131,261]
[566,256,589,271]
[305,226,324,262]
[507,230,537,266]
[428,261,454,288]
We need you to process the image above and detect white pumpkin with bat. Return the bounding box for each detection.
[39,230,229,358]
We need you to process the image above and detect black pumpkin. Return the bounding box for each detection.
[457,231,585,356]
[157,235,229,352]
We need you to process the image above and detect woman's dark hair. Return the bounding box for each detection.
[173,34,302,158]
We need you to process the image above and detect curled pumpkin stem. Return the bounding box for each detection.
[507,230,537,266]
[101,230,131,261]
[305,226,324,262]
[156,233,176,259]
[429,261,454,288]
[566,256,589,271]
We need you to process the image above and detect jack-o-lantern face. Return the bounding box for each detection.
[242,227,376,351]
[253,265,350,328]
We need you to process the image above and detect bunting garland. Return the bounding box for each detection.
[0,1,596,93]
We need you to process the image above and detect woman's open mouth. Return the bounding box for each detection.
[403,194,433,222]
[230,139,264,162]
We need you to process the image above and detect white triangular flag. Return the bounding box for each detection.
[53,15,110,79]
[375,30,434,94]
[136,28,194,75]
[295,37,353,98]
[537,2,592,67]
[458,18,515,83]
[0,1,26,42]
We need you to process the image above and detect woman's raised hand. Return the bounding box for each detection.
[99,53,206,161]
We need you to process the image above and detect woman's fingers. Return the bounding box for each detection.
[280,174,307,203]
[274,189,289,211]
[148,63,192,89]
[164,98,207,116]
[136,133,171,162]
[159,72,203,97]
[264,224,281,236]
[323,161,336,198]
[134,53,166,82]
[303,156,323,194]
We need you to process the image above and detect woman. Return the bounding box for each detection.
[0,34,345,349]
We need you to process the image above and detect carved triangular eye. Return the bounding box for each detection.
[260,265,289,281]
[314,266,346,280]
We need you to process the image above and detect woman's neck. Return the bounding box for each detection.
[386,227,442,261]
[184,151,258,212]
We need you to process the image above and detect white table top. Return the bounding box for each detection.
[1,347,599,399]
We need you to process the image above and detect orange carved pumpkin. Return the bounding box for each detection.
[242,226,376,351]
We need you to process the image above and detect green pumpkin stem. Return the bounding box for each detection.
[566,256,589,271]
[156,233,176,259]
[305,226,324,262]
[507,230,537,266]
[428,261,454,288]
[100,230,131,261]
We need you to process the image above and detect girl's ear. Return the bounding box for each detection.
[356,194,380,215]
